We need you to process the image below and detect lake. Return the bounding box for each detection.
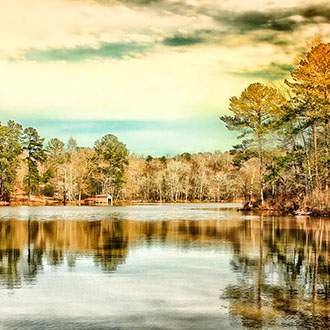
[0,204,329,329]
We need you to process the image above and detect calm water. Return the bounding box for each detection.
[0,204,329,329]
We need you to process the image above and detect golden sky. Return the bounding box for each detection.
[0,0,329,153]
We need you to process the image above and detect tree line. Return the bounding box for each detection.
[0,42,329,213]
[0,120,266,204]
[0,123,242,203]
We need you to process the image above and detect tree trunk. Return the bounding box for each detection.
[0,179,3,201]
[249,171,256,207]
[299,128,312,195]
[312,123,320,191]
[159,187,162,203]
[28,176,31,201]
[257,134,264,207]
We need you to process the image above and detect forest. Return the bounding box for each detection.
[0,42,329,215]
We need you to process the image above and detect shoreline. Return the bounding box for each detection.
[1,199,329,217]
[0,199,244,207]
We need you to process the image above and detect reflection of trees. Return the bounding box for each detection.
[0,220,131,287]
[222,217,330,329]
[93,221,128,272]
[0,218,246,287]
[0,216,329,328]
[0,248,22,288]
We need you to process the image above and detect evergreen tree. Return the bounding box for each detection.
[285,43,330,191]
[0,121,22,200]
[22,127,45,199]
[220,83,285,206]
[94,134,128,196]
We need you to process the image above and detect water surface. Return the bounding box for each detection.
[0,204,329,329]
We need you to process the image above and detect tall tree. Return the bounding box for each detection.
[43,138,66,198]
[285,43,330,191]
[0,121,22,201]
[67,137,78,153]
[46,138,65,163]
[220,83,285,206]
[94,134,128,196]
[22,127,45,200]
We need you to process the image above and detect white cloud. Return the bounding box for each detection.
[0,0,214,58]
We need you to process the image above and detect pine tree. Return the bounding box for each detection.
[285,43,330,192]
[94,134,128,197]
[220,83,285,206]
[22,127,45,200]
[0,121,22,200]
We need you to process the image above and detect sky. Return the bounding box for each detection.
[0,0,329,155]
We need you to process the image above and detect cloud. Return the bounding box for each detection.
[300,5,330,20]
[162,34,204,47]
[212,4,330,34]
[252,33,291,47]
[228,63,294,81]
[0,0,328,61]
[0,0,213,59]
[24,42,151,62]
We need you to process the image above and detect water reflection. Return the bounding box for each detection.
[222,217,330,328]
[0,215,329,328]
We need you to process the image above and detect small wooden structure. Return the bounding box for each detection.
[85,194,113,206]
[95,194,113,205]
